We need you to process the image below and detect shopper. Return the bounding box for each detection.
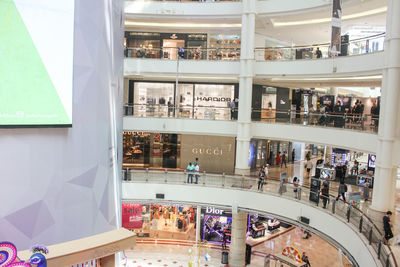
[167,97,173,117]
[306,151,311,161]
[222,229,228,250]
[186,162,194,183]
[293,177,300,199]
[306,160,313,177]
[264,164,269,182]
[292,149,296,163]
[229,100,235,120]
[301,252,311,266]
[281,151,287,168]
[194,163,200,184]
[315,47,322,58]
[194,157,199,165]
[336,181,347,202]
[258,168,265,191]
[383,211,394,243]
[363,181,370,201]
[276,152,281,166]
[321,183,330,209]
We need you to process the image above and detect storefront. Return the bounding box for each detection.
[122,203,196,240]
[249,139,292,170]
[201,206,232,244]
[123,132,236,174]
[128,81,238,120]
[125,32,208,60]
[123,132,179,168]
[209,34,241,60]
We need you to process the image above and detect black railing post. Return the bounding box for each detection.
[359,216,363,233]
[369,228,373,245]
[164,169,168,183]
[347,206,351,222]
[386,254,390,267]
[332,199,336,214]
[378,240,382,260]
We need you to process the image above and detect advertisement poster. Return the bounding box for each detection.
[122,203,143,229]
[0,0,74,126]
[348,192,361,208]
[330,0,342,55]
[368,154,376,169]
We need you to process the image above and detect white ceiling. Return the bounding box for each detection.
[126,0,387,45]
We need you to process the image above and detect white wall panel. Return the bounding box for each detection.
[255,52,384,78]
[123,117,237,136]
[123,183,379,267]
[0,0,124,249]
[251,122,378,153]
[124,58,240,77]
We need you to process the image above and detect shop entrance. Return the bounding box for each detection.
[163,39,185,59]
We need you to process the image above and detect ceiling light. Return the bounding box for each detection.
[271,7,387,27]
[125,21,242,28]
[270,75,382,81]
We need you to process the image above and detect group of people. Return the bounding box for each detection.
[186,158,200,184]
[275,151,290,168]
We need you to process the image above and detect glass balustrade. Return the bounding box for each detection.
[124,33,384,61]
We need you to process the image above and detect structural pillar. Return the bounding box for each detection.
[229,210,248,267]
[369,0,400,215]
[235,0,256,174]
[195,205,201,244]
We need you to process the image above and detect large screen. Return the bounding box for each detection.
[0,0,74,127]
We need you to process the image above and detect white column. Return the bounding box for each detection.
[195,206,201,244]
[370,0,400,213]
[235,0,256,174]
[229,211,248,267]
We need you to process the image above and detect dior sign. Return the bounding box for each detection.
[206,206,224,215]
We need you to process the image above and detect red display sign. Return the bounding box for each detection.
[122,204,142,229]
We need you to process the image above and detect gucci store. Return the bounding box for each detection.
[123,132,236,174]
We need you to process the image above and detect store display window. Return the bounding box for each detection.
[130,81,236,120]
[123,203,196,240]
[202,207,232,244]
[209,34,240,60]
[123,132,180,168]
[133,82,174,117]
[194,84,234,120]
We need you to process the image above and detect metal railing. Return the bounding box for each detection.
[122,169,397,267]
[123,104,379,133]
[255,33,385,61]
[124,47,240,61]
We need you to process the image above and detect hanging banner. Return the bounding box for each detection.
[330,0,343,55]
[122,203,143,229]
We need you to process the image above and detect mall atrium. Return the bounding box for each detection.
[0,0,399,266]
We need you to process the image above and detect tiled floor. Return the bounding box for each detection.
[122,226,352,267]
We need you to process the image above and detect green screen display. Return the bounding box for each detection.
[0,0,73,127]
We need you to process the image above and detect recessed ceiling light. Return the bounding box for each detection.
[125,21,242,28]
[271,7,387,27]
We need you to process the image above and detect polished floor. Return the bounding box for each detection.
[122,227,352,267]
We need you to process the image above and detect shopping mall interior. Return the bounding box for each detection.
[1,0,400,266]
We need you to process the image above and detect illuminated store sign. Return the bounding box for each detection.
[205,206,224,215]
[195,97,231,102]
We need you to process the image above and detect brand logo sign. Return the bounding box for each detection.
[206,206,224,215]
[196,97,231,102]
